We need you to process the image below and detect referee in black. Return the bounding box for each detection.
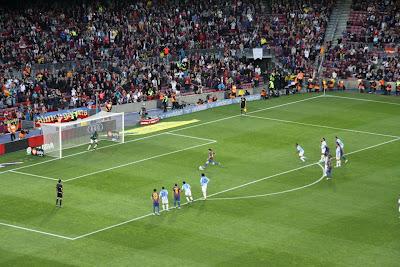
[56,179,63,207]
[240,96,247,115]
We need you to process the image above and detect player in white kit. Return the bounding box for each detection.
[182,181,194,203]
[159,187,169,211]
[335,143,343,167]
[335,136,348,163]
[295,143,306,162]
[200,174,210,200]
[320,138,327,163]
[398,195,400,217]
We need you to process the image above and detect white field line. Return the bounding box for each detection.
[3,137,398,241]
[64,140,216,182]
[245,115,400,139]
[165,132,217,143]
[207,162,318,197]
[72,202,194,240]
[70,137,400,240]
[325,95,400,106]
[0,132,169,175]
[168,95,325,133]
[344,138,400,155]
[208,164,325,201]
[0,95,322,176]
[207,137,400,199]
[0,222,74,240]
[9,170,58,181]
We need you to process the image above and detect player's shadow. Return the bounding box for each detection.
[168,200,207,223]
[326,179,337,192]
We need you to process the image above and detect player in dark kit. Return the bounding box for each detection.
[56,179,63,207]
[172,184,181,209]
[240,97,247,115]
[151,189,160,215]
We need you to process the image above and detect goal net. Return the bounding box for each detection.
[40,111,125,158]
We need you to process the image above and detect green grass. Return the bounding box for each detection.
[1,92,400,266]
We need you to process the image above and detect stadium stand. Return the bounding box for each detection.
[322,0,400,81]
[0,0,399,123]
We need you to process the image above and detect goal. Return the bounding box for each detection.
[40,111,125,158]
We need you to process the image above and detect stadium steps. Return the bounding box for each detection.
[324,0,353,45]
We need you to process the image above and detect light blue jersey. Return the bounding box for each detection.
[182,183,191,192]
[160,189,168,198]
[296,145,304,154]
[200,176,209,186]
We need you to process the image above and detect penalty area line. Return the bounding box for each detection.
[325,95,400,106]
[207,164,325,201]
[71,138,400,239]
[9,170,59,181]
[7,137,398,241]
[64,140,217,182]
[165,132,218,143]
[0,94,323,177]
[0,221,75,240]
[245,115,400,139]
[207,137,400,200]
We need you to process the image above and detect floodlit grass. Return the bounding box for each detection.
[1,92,399,266]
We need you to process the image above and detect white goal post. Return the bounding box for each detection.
[40,111,125,158]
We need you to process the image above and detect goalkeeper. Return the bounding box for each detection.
[87,131,99,150]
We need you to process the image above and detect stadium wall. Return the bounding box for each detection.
[0,133,44,155]
[106,88,256,113]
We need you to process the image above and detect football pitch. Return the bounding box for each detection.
[1,92,400,266]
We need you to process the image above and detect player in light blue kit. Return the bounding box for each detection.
[159,186,169,211]
[295,143,306,162]
[335,136,348,163]
[200,173,210,200]
[182,181,194,203]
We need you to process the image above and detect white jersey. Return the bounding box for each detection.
[159,189,169,204]
[336,138,344,149]
[182,183,192,196]
[324,156,329,168]
[321,140,327,153]
[398,198,400,205]
[296,145,304,157]
[336,146,342,159]
[296,145,304,154]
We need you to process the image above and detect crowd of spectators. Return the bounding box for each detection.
[0,0,261,67]
[323,0,400,81]
[1,52,264,121]
[0,0,335,118]
[266,0,334,75]
[0,0,265,112]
